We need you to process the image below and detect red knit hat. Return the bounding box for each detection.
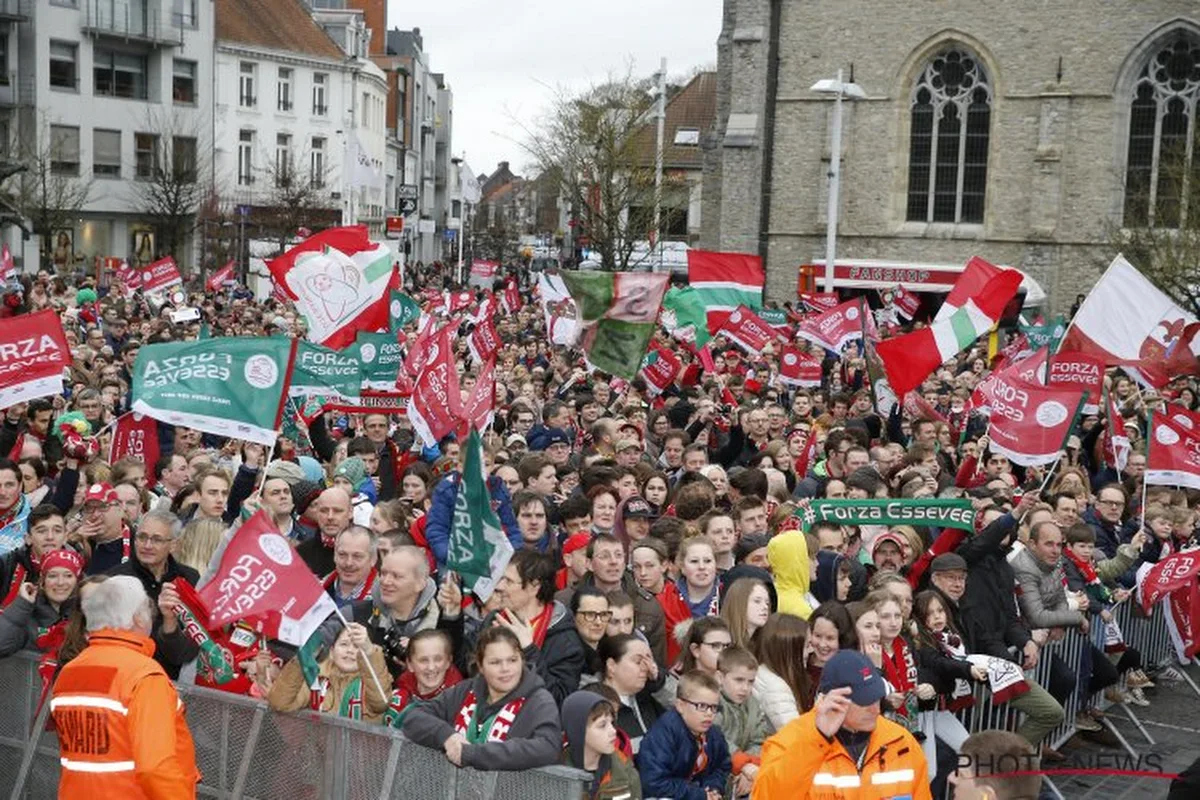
[41,548,84,578]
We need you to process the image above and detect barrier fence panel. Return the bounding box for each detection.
[0,653,589,800]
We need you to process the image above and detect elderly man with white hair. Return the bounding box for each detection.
[50,575,199,798]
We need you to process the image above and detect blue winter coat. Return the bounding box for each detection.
[424,471,522,569]
[636,708,731,800]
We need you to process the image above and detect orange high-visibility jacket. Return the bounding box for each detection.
[50,628,199,800]
[751,711,932,800]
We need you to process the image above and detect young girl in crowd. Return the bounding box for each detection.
[382,629,463,728]
[801,602,855,709]
[751,612,811,730]
[720,576,773,651]
[656,536,720,666]
[268,624,389,722]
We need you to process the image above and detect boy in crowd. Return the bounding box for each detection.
[560,691,642,800]
[637,670,732,799]
[716,646,771,798]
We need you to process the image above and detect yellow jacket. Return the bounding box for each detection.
[768,530,814,620]
[751,710,931,800]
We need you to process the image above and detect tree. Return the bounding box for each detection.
[254,142,336,254]
[12,117,92,264]
[129,110,213,269]
[1108,128,1200,316]
[519,69,660,270]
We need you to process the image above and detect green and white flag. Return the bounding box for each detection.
[1020,315,1067,354]
[561,271,670,380]
[389,290,422,332]
[661,286,710,346]
[290,341,361,400]
[448,427,514,602]
[797,498,977,532]
[355,331,405,390]
[131,338,295,446]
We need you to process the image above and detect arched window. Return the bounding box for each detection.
[1123,35,1200,228]
[905,48,992,224]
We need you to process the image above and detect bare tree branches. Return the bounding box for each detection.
[254,143,335,253]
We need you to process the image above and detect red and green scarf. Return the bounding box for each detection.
[453,689,527,744]
[310,675,365,719]
[881,636,919,722]
[383,665,464,728]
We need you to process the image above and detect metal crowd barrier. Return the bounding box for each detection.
[0,652,589,800]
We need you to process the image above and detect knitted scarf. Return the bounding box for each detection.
[34,618,68,722]
[454,689,527,744]
[933,629,976,711]
[383,664,464,728]
[880,636,919,723]
[309,674,365,719]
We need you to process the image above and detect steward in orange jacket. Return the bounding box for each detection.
[752,650,931,800]
[51,602,198,798]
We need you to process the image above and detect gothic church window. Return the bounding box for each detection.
[1123,35,1200,228]
[905,48,992,224]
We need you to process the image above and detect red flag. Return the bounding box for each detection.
[501,277,522,314]
[402,315,438,377]
[457,358,496,438]
[467,316,501,364]
[720,306,778,355]
[138,256,184,295]
[903,391,949,427]
[447,290,473,314]
[640,348,682,396]
[986,375,1084,466]
[935,256,1005,321]
[797,291,840,312]
[470,260,499,280]
[778,346,823,388]
[109,413,160,488]
[1165,321,1200,379]
[892,285,920,320]
[1047,352,1104,414]
[1102,389,1131,474]
[196,510,337,646]
[1139,551,1200,612]
[795,429,820,478]
[407,325,464,447]
[206,260,235,293]
[795,298,865,352]
[0,309,72,407]
[1147,407,1200,491]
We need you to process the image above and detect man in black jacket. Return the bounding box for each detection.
[106,508,200,679]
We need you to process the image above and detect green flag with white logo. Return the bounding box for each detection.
[354,331,405,390]
[448,427,514,602]
[662,286,711,347]
[131,337,296,446]
[1020,315,1067,354]
[290,341,361,400]
[389,290,422,332]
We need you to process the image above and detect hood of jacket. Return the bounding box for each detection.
[561,690,613,771]
[813,549,846,604]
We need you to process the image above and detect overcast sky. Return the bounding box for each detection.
[387,0,724,182]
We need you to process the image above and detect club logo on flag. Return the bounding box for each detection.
[360,343,377,363]
[244,355,280,389]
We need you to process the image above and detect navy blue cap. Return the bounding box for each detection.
[544,428,571,447]
[817,650,887,706]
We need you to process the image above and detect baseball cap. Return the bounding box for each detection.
[83,483,118,506]
[562,532,590,558]
[871,531,908,556]
[506,433,527,448]
[544,428,571,447]
[818,649,888,706]
[615,438,640,453]
[622,496,653,519]
[734,533,769,563]
[929,552,969,573]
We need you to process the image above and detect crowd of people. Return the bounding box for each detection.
[0,260,1196,800]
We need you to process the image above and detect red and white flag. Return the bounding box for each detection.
[1059,254,1198,387]
[640,348,682,396]
[1047,352,1104,414]
[1139,551,1200,612]
[935,256,1008,322]
[687,249,765,334]
[797,291,840,313]
[138,256,184,296]
[778,346,823,388]
[470,260,499,281]
[0,244,13,281]
[268,226,397,350]
[892,285,920,320]
[1103,389,1131,474]
[197,510,337,646]
[501,277,522,314]
[795,298,865,353]
[795,428,820,478]
[467,316,501,364]
[0,309,72,407]
[206,260,235,293]
[407,325,464,447]
[457,357,496,438]
[720,305,778,355]
[985,374,1084,466]
[446,290,474,315]
[1147,406,1200,491]
[877,270,1023,399]
[402,315,439,377]
[109,412,160,488]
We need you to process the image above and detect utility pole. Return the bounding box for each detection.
[653,57,666,271]
[824,68,845,294]
[455,153,465,283]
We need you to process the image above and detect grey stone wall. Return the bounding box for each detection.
[709,0,1200,309]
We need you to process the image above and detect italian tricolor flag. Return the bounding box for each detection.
[686,249,764,334]
[876,270,1023,398]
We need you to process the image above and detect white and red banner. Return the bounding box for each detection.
[206,260,235,293]
[1047,352,1104,414]
[1147,406,1200,491]
[501,277,522,314]
[797,291,841,313]
[109,412,160,487]
[468,316,501,364]
[407,325,464,447]
[268,226,397,350]
[720,305,780,355]
[1103,390,1131,474]
[402,316,439,377]
[640,348,682,396]
[795,298,865,353]
[1059,254,1199,387]
[0,244,13,281]
[0,309,72,407]
[138,256,184,295]
[1137,552,1200,661]
[892,285,920,320]
[778,346,823,388]
[457,357,496,438]
[985,374,1084,466]
[197,510,336,646]
[470,260,499,281]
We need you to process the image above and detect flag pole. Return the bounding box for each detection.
[331,604,388,700]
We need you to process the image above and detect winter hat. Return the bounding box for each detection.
[333,457,368,489]
[40,548,84,578]
[265,460,306,487]
[297,456,326,485]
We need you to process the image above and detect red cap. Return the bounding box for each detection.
[562,532,591,558]
[41,548,84,577]
[83,482,118,505]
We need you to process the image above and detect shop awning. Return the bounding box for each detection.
[800,259,1047,306]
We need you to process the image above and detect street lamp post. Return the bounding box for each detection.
[811,70,866,293]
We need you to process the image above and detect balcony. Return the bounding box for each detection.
[0,0,27,23]
[82,0,183,47]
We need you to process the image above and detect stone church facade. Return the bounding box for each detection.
[702,1,1200,308]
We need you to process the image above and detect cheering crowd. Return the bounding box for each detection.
[0,256,1198,800]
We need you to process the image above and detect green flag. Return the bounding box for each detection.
[131,337,295,446]
[662,286,710,346]
[354,331,405,390]
[389,290,422,332]
[297,629,324,690]
[561,271,670,379]
[291,341,361,400]
[448,428,514,601]
[1020,315,1066,354]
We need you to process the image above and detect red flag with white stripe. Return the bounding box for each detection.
[1147,407,1200,491]
[795,298,866,352]
[778,346,823,388]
